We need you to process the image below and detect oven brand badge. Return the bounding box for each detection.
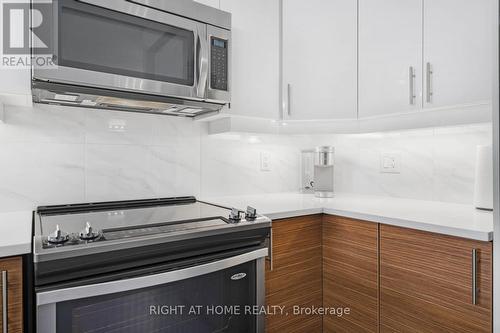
[230,273,247,281]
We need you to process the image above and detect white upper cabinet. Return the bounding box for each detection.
[423,0,492,108]
[358,0,423,118]
[193,0,219,9]
[220,0,280,119]
[282,0,357,120]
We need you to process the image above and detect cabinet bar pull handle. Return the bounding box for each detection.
[266,229,273,271]
[409,66,416,105]
[472,249,478,305]
[2,271,7,333]
[287,84,291,116]
[426,62,433,103]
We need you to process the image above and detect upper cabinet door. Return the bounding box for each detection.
[358,0,423,118]
[193,0,219,9]
[423,0,492,108]
[220,0,280,119]
[282,0,357,120]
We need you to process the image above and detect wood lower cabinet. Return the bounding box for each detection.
[265,215,322,333]
[380,225,492,333]
[265,215,492,333]
[322,215,379,333]
[0,256,23,333]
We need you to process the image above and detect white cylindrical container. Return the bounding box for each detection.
[473,145,493,210]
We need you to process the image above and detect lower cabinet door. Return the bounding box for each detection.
[265,215,322,333]
[0,256,23,333]
[322,215,379,332]
[380,225,492,333]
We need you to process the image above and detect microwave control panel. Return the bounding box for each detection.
[210,37,228,91]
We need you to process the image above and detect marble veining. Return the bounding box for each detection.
[0,104,203,211]
[200,123,492,204]
[0,103,492,213]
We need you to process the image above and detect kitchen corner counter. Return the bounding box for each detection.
[201,193,494,242]
[0,211,32,257]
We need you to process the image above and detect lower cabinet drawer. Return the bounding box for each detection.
[323,215,379,333]
[265,215,322,333]
[0,256,23,333]
[380,225,492,333]
[264,215,492,333]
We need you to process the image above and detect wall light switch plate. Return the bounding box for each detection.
[380,152,401,174]
[260,152,271,171]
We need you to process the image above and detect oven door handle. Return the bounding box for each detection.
[37,248,268,306]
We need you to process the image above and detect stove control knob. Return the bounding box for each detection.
[245,206,257,220]
[228,208,242,223]
[79,222,100,240]
[47,224,69,244]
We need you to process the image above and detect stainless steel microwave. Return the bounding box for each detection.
[32,0,231,117]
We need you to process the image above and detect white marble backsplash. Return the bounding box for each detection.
[200,123,492,204]
[201,133,301,197]
[0,103,492,212]
[0,104,202,211]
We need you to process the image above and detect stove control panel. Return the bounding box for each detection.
[44,223,103,248]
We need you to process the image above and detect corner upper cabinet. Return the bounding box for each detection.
[358,0,423,118]
[423,0,492,109]
[220,0,280,119]
[282,0,357,120]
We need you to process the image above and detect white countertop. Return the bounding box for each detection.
[0,193,492,257]
[0,211,32,257]
[201,192,494,242]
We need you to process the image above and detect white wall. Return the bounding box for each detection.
[201,123,492,204]
[0,104,202,212]
[201,133,301,197]
[0,103,491,212]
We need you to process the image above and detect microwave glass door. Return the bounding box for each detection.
[58,0,195,86]
[39,261,257,333]
[32,0,210,100]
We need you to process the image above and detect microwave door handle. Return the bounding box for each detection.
[196,33,209,99]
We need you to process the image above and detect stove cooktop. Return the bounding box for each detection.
[33,197,271,262]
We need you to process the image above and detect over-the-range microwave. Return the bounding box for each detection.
[32,0,231,118]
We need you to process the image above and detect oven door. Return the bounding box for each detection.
[36,248,266,333]
[33,0,209,100]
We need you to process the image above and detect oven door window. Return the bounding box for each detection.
[54,262,256,333]
[57,0,195,86]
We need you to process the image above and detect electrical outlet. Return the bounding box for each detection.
[108,119,126,132]
[260,152,271,171]
[380,152,401,174]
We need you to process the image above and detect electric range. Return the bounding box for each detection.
[32,197,271,333]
